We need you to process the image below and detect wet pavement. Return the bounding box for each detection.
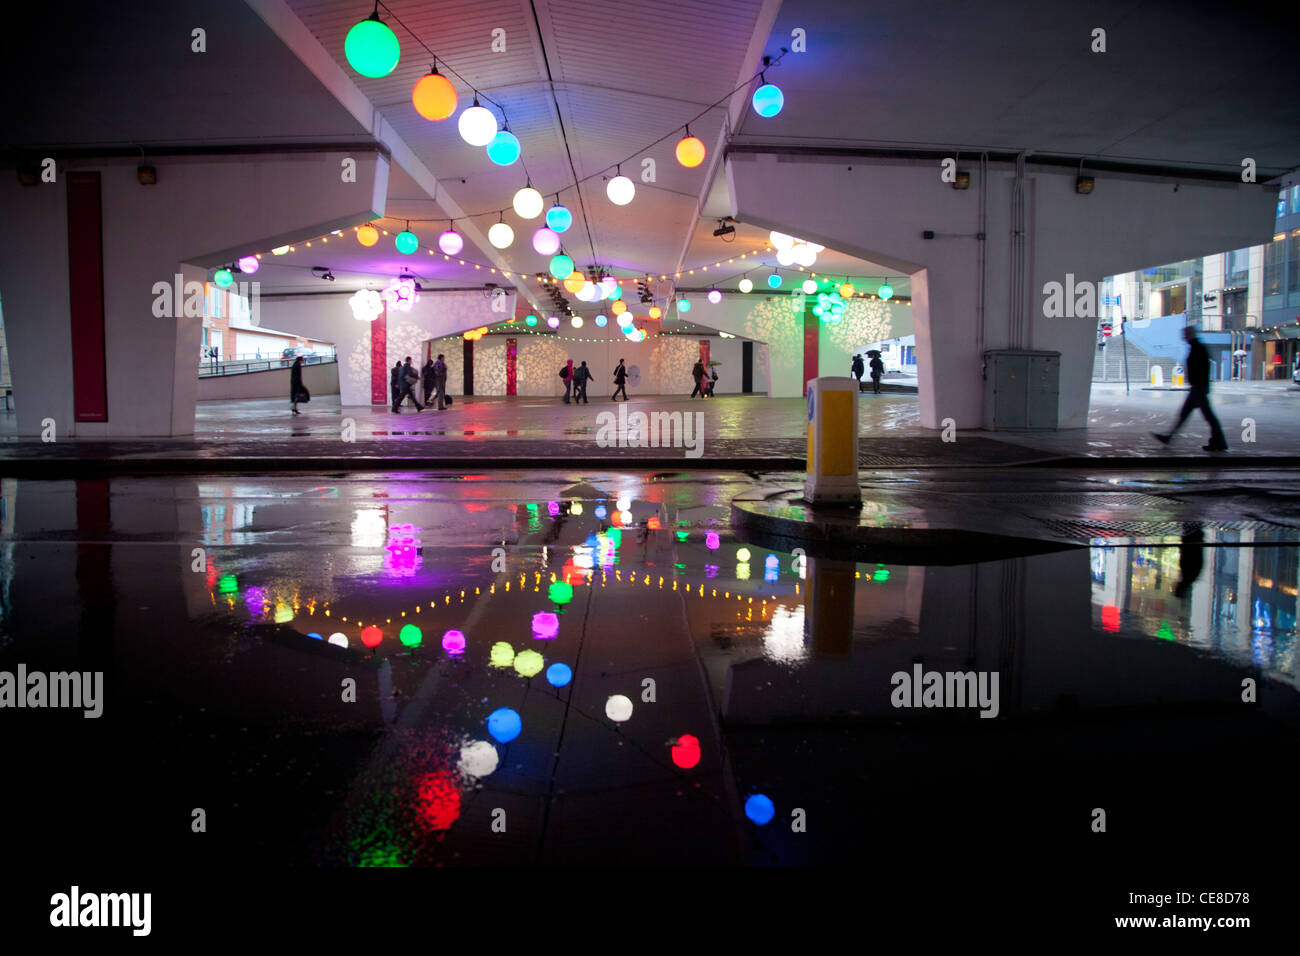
[2,469,1296,876]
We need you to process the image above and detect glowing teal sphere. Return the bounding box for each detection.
[213,268,233,288]
[395,230,419,254]
[768,273,782,288]
[595,314,607,327]
[609,285,622,301]
[751,83,784,118]
[525,314,538,326]
[344,17,400,79]
[878,284,894,300]
[677,297,691,313]
[486,130,521,166]
[545,205,573,233]
[549,254,574,279]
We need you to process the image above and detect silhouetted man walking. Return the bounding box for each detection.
[1153,325,1227,452]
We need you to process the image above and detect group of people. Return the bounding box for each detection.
[390,354,449,412]
[690,361,718,398]
[851,353,886,393]
[559,358,632,403]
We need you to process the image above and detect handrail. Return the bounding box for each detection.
[198,355,338,378]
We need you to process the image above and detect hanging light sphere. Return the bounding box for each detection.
[532,227,561,256]
[563,272,585,294]
[360,625,383,648]
[608,285,623,302]
[594,314,607,327]
[840,282,855,298]
[513,186,544,219]
[648,306,662,319]
[546,316,560,329]
[545,205,573,233]
[605,694,634,722]
[878,284,894,300]
[708,289,722,304]
[457,104,498,146]
[751,82,785,118]
[675,135,706,168]
[616,311,633,328]
[214,268,233,288]
[412,71,457,120]
[344,15,400,78]
[237,256,259,274]
[767,272,782,289]
[546,663,573,687]
[570,316,583,328]
[610,299,627,316]
[576,282,598,302]
[395,230,419,254]
[677,297,691,312]
[629,328,646,343]
[548,253,574,279]
[802,278,817,295]
[437,228,463,256]
[486,129,521,166]
[776,247,796,266]
[487,221,514,249]
[356,225,379,247]
[524,314,538,326]
[738,277,753,293]
[606,175,635,205]
[398,624,423,648]
[487,707,522,744]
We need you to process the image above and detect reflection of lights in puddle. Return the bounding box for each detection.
[399,624,423,647]
[415,770,461,831]
[616,496,631,512]
[595,505,607,519]
[307,632,322,640]
[487,707,521,742]
[442,629,466,653]
[605,694,633,722]
[489,642,514,668]
[513,649,544,677]
[457,739,499,778]
[670,733,701,769]
[531,612,559,639]
[548,581,573,605]
[764,605,807,662]
[736,562,750,581]
[547,501,560,516]
[745,793,775,825]
[350,507,387,548]
[619,510,633,525]
[572,547,594,569]
[361,625,383,648]
[570,502,584,515]
[705,531,720,550]
[274,605,294,623]
[546,662,572,686]
[328,632,348,647]
[736,548,751,562]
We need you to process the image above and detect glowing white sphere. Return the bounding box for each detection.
[738,277,753,293]
[458,739,499,777]
[616,496,631,511]
[513,186,544,219]
[769,230,794,248]
[606,175,635,205]
[570,316,583,328]
[776,247,796,266]
[605,694,634,722]
[576,281,598,302]
[327,632,348,647]
[488,221,514,249]
[438,229,463,256]
[458,104,498,146]
[802,279,817,294]
[532,227,561,256]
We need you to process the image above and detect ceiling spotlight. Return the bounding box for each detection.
[952,171,970,190]
[712,219,736,239]
[137,164,157,185]
[1076,175,1095,194]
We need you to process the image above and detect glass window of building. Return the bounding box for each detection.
[1291,185,1300,216]
[1290,229,1300,306]
[1222,288,1248,328]
[1149,282,1187,318]
[1227,248,1250,285]
[1264,233,1285,309]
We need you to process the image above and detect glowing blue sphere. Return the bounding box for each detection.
[595,314,607,327]
[307,632,323,640]
[487,707,522,743]
[767,273,782,289]
[546,663,573,687]
[486,130,521,166]
[545,205,573,233]
[751,83,785,118]
[609,285,623,302]
[595,505,607,518]
[677,297,691,313]
[745,793,776,825]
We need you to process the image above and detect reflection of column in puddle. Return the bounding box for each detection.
[377,657,396,724]
[804,555,854,658]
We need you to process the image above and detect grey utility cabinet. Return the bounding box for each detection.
[983,349,1060,430]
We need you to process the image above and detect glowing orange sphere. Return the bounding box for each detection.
[412,72,457,121]
[356,225,379,247]
[611,300,627,315]
[563,273,585,294]
[675,135,706,168]
[648,306,661,319]
[840,283,855,298]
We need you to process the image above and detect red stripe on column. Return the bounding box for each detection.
[370,306,387,404]
[803,308,818,396]
[67,172,108,422]
[506,338,517,395]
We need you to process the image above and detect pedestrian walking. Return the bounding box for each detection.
[1153,326,1228,452]
[690,360,706,398]
[421,355,436,405]
[431,353,448,410]
[560,359,574,404]
[704,366,718,397]
[572,360,591,404]
[396,356,424,411]
[851,353,865,385]
[390,361,403,411]
[289,356,308,415]
[612,358,629,401]
[869,354,885,394]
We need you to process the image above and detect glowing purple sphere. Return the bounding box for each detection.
[238,256,259,274]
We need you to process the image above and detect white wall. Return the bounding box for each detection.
[196,359,339,401]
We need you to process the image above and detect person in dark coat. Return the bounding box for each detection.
[851,354,865,384]
[396,356,424,412]
[421,356,436,405]
[432,354,448,410]
[390,361,402,411]
[289,356,305,415]
[561,359,574,404]
[1153,325,1228,451]
[869,354,885,394]
[612,358,629,401]
[572,360,591,404]
[690,360,706,398]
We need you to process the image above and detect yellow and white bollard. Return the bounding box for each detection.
[804,377,861,505]
[1171,365,1185,386]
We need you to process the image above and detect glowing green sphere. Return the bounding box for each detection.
[549,254,574,279]
[399,624,423,648]
[395,230,419,254]
[548,581,574,605]
[344,17,400,79]
[214,269,233,288]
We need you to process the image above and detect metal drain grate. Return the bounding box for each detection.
[1033,517,1283,540]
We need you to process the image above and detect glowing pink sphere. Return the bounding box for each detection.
[238,256,259,274]
[547,316,560,329]
[707,289,722,304]
[532,227,561,256]
[532,611,560,640]
[441,629,466,654]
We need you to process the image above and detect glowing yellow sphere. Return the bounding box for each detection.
[513,649,545,678]
[611,300,627,315]
[840,283,855,298]
[675,135,706,168]
[563,272,585,294]
[648,306,661,319]
[412,72,457,121]
[356,225,379,247]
